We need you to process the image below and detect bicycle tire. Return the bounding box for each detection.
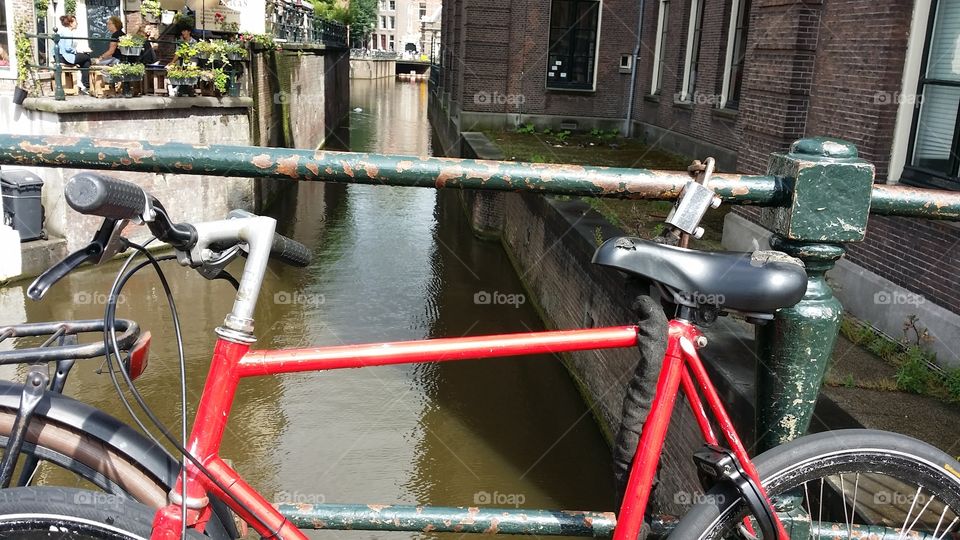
[0,407,237,539]
[670,429,960,539]
[0,486,205,539]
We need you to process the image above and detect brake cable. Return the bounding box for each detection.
[103,241,277,537]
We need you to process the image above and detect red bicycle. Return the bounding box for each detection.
[1,171,958,539]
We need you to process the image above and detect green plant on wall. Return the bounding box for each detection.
[314,0,348,24]
[201,67,229,93]
[140,0,162,18]
[64,0,76,15]
[15,20,33,90]
[34,0,49,14]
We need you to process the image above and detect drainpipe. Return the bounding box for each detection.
[624,0,646,137]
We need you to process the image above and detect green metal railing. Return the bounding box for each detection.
[1,134,958,538]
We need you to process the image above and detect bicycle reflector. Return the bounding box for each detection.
[125,331,151,381]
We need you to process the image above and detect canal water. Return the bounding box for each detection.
[0,78,615,537]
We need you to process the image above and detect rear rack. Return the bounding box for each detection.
[0,320,139,364]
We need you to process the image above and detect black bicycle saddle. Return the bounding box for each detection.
[592,237,807,314]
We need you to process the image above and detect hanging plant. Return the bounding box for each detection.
[201,67,229,93]
[34,0,49,14]
[140,0,162,20]
[64,0,76,15]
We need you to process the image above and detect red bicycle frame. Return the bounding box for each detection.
[150,320,787,539]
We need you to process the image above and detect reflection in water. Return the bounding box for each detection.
[0,77,614,538]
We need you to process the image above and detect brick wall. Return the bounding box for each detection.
[439,0,639,123]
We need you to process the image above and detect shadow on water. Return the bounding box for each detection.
[0,77,616,538]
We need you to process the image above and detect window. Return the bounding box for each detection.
[388,35,395,51]
[420,2,427,19]
[719,0,750,109]
[380,16,386,29]
[904,0,960,189]
[0,0,12,77]
[388,0,395,10]
[546,0,601,91]
[381,34,387,49]
[389,16,395,29]
[679,0,704,101]
[650,0,669,94]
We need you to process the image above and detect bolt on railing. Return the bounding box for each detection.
[0,134,958,453]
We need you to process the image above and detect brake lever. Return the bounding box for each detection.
[27,218,129,301]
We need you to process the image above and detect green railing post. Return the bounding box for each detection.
[755,138,876,452]
[52,33,65,102]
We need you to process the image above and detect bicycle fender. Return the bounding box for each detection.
[0,381,239,539]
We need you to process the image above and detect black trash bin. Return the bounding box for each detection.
[1,170,45,242]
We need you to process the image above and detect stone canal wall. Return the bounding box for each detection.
[350,58,396,80]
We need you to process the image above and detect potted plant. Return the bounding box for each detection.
[106,62,145,82]
[117,34,146,56]
[193,40,210,59]
[173,12,195,30]
[64,0,76,15]
[167,64,201,87]
[224,42,248,61]
[140,0,161,23]
[201,67,229,95]
[174,41,198,62]
[13,21,32,105]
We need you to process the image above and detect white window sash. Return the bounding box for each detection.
[719,0,741,109]
[650,0,668,95]
[679,0,700,101]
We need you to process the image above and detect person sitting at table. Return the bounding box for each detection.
[136,26,159,65]
[95,16,124,66]
[57,15,92,94]
[179,27,197,44]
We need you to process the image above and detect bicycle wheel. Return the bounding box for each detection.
[0,486,205,539]
[670,429,960,539]
[0,406,237,539]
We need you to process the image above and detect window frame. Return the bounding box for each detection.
[678,0,703,102]
[650,0,669,95]
[0,0,15,80]
[544,0,603,92]
[902,0,960,190]
[718,0,749,109]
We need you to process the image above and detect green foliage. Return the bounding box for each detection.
[896,346,934,394]
[515,123,536,134]
[140,0,161,17]
[314,0,349,23]
[202,67,229,93]
[238,33,279,50]
[64,0,76,15]
[34,0,49,13]
[542,128,552,135]
[174,42,199,62]
[106,62,145,78]
[946,369,960,402]
[594,226,603,247]
[224,42,248,59]
[347,0,377,42]
[554,130,571,143]
[173,12,195,29]
[166,64,201,80]
[529,154,546,163]
[590,128,619,144]
[117,34,145,48]
[15,20,33,89]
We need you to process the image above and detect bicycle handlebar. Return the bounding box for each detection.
[64,173,312,268]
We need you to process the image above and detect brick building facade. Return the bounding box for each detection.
[435,0,959,364]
